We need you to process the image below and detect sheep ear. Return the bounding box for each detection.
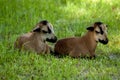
[33,27,41,32]
[86,26,94,31]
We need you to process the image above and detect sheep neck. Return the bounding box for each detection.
[83,31,97,53]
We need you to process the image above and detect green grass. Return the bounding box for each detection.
[0,0,120,79]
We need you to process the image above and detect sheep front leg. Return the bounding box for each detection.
[44,44,50,54]
[69,49,80,58]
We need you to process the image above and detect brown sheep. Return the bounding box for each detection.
[14,20,57,54]
[54,22,108,58]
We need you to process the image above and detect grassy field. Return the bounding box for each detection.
[0,0,120,80]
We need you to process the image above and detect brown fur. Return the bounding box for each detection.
[14,32,50,54]
[54,22,108,58]
[14,20,57,54]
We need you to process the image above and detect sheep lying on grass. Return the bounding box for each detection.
[54,22,108,58]
[14,20,57,54]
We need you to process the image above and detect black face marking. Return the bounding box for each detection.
[40,20,48,25]
[42,30,48,33]
[47,26,52,33]
[99,26,104,34]
[94,22,104,34]
[42,27,51,34]
[46,36,57,43]
[99,38,108,44]
[95,31,100,34]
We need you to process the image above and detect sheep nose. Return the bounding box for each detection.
[105,38,109,44]
[46,36,57,43]
[53,36,57,42]
[99,38,108,44]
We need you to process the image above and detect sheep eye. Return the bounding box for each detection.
[95,31,100,34]
[42,30,48,33]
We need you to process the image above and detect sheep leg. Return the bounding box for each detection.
[44,45,50,54]
[69,49,80,58]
